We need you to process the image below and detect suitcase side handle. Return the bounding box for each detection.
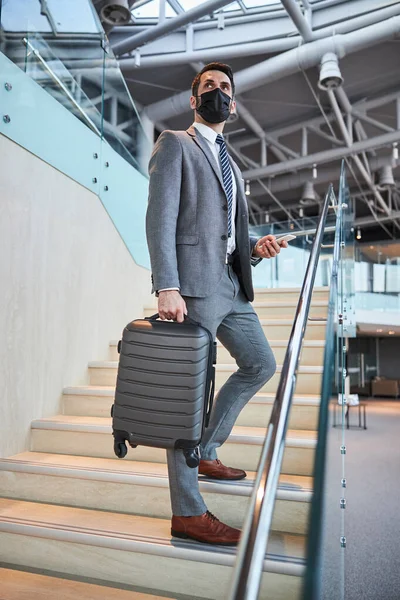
[146,313,201,327]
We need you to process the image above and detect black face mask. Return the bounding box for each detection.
[196,88,232,124]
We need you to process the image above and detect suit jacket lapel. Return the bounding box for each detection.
[186,126,225,193]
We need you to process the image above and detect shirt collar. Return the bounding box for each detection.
[193,122,219,145]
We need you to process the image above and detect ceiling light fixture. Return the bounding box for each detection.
[393,143,399,162]
[265,212,270,224]
[356,228,362,240]
[245,180,251,196]
[377,329,383,333]
[378,165,395,189]
[389,331,395,335]
[318,52,344,90]
[300,181,316,204]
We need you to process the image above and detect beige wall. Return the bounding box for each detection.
[0,135,153,458]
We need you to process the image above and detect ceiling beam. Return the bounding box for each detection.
[143,16,400,121]
[280,0,314,42]
[167,0,184,14]
[119,38,295,70]
[241,129,400,180]
[249,156,395,196]
[112,0,237,56]
[233,90,400,148]
[327,88,391,217]
[235,98,297,163]
[116,3,400,69]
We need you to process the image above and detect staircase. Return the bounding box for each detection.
[0,287,329,600]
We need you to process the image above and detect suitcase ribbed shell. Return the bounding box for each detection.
[112,319,214,450]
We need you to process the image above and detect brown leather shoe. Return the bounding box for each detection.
[199,459,247,481]
[171,511,241,546]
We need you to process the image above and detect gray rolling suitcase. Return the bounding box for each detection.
[111,314,216,467]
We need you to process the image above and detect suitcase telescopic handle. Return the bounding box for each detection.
[146,313,201,327]
[205,367,215,428]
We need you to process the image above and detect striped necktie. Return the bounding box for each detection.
[216,134,233,237]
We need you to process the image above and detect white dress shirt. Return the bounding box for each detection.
[159,122,238,292]
[193,122,237,256]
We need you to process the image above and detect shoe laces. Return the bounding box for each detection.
[205,511,219,523]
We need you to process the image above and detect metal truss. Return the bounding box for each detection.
[112,1,400,68]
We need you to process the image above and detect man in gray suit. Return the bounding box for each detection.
[146,62,288,546]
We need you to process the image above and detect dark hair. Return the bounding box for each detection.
[191,62,235,98]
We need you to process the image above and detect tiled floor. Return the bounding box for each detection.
[322,399,400,600]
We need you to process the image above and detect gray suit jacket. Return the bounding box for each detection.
[146,125,260,301]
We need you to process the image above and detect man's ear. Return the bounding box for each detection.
[190,95,197,110]
[230,98,236,114]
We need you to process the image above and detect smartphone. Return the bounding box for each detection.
[275,234,297,245]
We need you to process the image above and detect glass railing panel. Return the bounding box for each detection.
[0,9,151,175]
[22,32,105,137]
[102,45,153,176]
[302,164,355,600]
[250,213,336,289]
[0,40,150,270]
[340,169,356,338]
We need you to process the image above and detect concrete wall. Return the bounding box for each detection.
[0,135,153,458]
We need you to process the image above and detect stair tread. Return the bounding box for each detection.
[63,387,321,406]
[30,417,317,447]
[109,339,326,348]
[254,287,328,293]
[2,452,314,495]
[88,361,324,373]
[143,301,327,310]
[0,498,306,567]
[0,567,170,600]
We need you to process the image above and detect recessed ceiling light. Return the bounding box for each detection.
[388,331,395,335]
[377,329,383,333]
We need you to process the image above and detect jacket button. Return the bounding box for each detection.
[222,205,228,211]
[221,234,227,241]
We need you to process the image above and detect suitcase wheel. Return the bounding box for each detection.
[114,440,128,459]
[184,447,200,468]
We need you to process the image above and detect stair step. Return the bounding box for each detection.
[63,387,320,430]
[30,417,316,476]
[109,319,326,343]
[143,302,328,321]
[0,498,305,599]
[108,339,325,366]
[0,453,312,535]
[87,362,323,395]
[143,288,329,308]
[253,287,329,304]
[0,566,174,600]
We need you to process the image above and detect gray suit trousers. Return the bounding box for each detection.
[166,265,277,516]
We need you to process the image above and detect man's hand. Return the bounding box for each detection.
[158,290,187,323]
[252,234,288,259]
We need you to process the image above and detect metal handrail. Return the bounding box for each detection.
[229,184,335,600]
